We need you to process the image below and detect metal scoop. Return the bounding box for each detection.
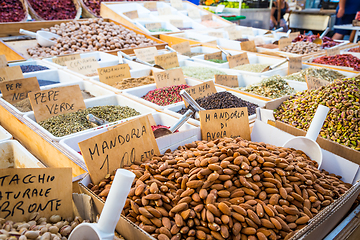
[261,57,289,72]
[153,109,193,138]
[118,51,165,70]
[282,104,329,169]
[313,27,330,45]
[166,45,178,54]
[87,114,109,126]
[19,29,60,47]
[68,169,135,240]
[180,89,205,119]
[272,29,291,44]
[217,45,232,57]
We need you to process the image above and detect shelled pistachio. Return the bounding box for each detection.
[240,75,296,99]
[284,68,346,82]
[274,76,360,151]
[39,106,140,137]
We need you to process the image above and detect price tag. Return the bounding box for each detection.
[240,40,257,52]
[227,52,250,68]
[184,81,217,106]
[288,56,302,74]
[201,14,212,22]
[158,7,172,15]
[187,8,200,19]
[278,38,292,50]
[97,64,131,86]
[144,1,157,11]
[145,22,162,31]
[0,66,24,82]
[170,0,183,9]
[65,57,100,77]
[154,68,186,88]
[228,30,242,40]
[199,107,250,141]
[0,77,40,104]
[305,75,329,90]
[215,4,225,13]
[289,32,300,41]
[170,20,184,28]
[0,55,8,68]
[215,75,238,87]
[208,32,224,38]
[52,54,81,66]
[123,10,139,19]
[171,41,191,54]
[326,47,340,56]
[0,168,72,221]
[241,27,254,36]
[224,25,236,32]
[29,85,86,122]
[155,52,179,69]
[204,51,223,60]
[134,46,158,62]
[79,115,160,184]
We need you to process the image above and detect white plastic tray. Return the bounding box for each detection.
[24,95,156,142]
[9,59,57,72]
[43,51,119,70]
[0,140,45,168]
[59,112,200,162]
[0,126,12,142]
[0,80,115,115]
[23,69,85,87]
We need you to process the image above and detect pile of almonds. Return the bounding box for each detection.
[0,212,86,240]
[88,137,352,240]
[27,18,157,58]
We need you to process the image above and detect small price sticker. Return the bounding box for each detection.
[144,1,157,11]
[240,40,257,52]
[278,38,292,50]
[171,41,191,54]
[201,14,212,21]
[208,32,224,38]
[65,57,100,77]
[187,8,200,19]
[123,10,139,19]
[227,52,249,68]
[204,51,223,60]
[52,54,80,66]
[170,0,183,9]
[158,7,172,15]
[0,55,8,68]
[134,46,158,62]
[224,25,236,32]
[326,47,340,56]
[228,30,242,40]
[215,75,238,87]
[199,107,250,141]
[97,64,131,86]
[241,27,254,36]
[170,19,184,28]
[155,52,179,70]
[289,32,300,41]
[154,68,186,88]
[288,56,302,74]
[0,66,24,82]
[145,22,162,31]
[306,75,329,90]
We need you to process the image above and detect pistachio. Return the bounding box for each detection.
[49,215,61,223]
[24,230,39,239]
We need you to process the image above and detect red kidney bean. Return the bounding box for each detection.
[27,0,77,20]
[0,0,26,22]
[312,54,360,71]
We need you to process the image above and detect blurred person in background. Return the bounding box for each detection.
[333,0,360,40]
[270,0,290,31]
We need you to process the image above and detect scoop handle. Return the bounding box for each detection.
[180,89,205,112]
[169,109,193,132]
[19,29,37,38]
[320,27,330,39]
[217,45,231,57]
[97,169,135,234]
[273,27,284,33]
[269,57,289,70]
[166,45,178,53]
[305,104,329,142]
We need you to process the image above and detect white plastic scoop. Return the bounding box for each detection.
[282,104,329,169]
[19,29,60,47]
[68,169,135,240]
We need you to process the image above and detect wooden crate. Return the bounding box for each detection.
[0,18,167,59]
[0,101,87,178]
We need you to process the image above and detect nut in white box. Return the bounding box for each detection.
[24,95,156,142]
[59,112,200,162]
